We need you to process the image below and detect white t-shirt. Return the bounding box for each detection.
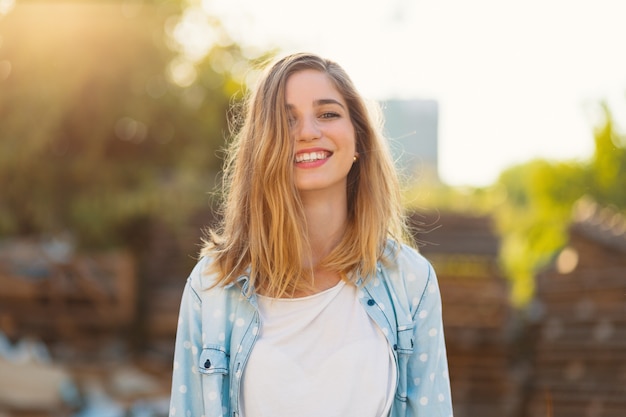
[241,280,396,417]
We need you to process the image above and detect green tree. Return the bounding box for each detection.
[494,102,626,306]
[495,160,588,305]
[588,103,626,207]
[0,2,260,248]
[402,101,626,307]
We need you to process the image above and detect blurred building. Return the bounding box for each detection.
[5,197,625,417]
[412,211,522,417]
[381,99,439,183]
[525,198,626,417]
[0,239,136,346]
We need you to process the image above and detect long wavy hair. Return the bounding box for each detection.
[202,52,410,297]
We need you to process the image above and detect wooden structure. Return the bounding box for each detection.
[0,239,136,346]
[412,212,521,417]
[0,239,138,415]
[525,199,626,417]
[137,213,216,346]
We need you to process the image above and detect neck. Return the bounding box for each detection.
[300,190,348,266]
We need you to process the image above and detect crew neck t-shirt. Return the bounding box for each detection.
[241,280,396,417]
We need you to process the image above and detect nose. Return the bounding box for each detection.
[295,115,321,142]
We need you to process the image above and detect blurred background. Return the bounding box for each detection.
[0,1,624,416]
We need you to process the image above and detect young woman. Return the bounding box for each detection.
[169,53,453,417]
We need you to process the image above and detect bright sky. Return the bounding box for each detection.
[203,0,626,186]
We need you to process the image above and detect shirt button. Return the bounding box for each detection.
[393,344,398,350]
[204,359,211,368]
[367,299,375,306]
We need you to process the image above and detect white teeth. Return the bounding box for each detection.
[295,151,328,163]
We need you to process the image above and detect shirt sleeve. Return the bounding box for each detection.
[407,263,454,417]
[169,279,205,417]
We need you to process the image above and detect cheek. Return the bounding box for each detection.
[343,124,357,151]
[349,121,358,146]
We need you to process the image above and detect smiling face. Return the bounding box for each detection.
[286,69,357,200]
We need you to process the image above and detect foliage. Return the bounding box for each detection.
[402,103,626,307]
[0,2,260,248]
[588,104,626,207]
[494,104,626,306]
[493,160,588,305]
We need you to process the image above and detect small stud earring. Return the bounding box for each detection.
[353,154,359,162]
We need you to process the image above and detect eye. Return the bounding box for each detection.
[286,113,297,126]
[320,112,340,119]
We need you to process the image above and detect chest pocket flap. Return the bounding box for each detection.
[396,325,414,355]
[198,346,229,375]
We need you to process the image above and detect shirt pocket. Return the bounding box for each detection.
[396,325,414,355]
[198,346,229,375]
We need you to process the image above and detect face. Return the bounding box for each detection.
[285,69,356,199]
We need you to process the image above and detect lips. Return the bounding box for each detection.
[294,150,332,163]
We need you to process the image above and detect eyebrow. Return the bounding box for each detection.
[286,99,346,110]
[314,98,346,109]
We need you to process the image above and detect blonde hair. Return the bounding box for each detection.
[202,52,410,297]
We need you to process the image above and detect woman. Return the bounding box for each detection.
[169,53,453,417]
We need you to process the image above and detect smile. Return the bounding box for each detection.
[295,151,331,163]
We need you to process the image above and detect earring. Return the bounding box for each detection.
[353,154,359,162]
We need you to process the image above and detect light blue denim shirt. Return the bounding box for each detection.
[169,242,453,417]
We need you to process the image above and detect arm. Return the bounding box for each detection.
[406,263,453,416]
[169,279,205,417]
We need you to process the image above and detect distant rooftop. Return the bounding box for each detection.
[571,197,626,252]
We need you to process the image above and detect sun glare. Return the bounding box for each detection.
[0,0,15,17]
[167,6,217,63]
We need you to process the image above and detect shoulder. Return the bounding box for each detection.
[186,256,240,301]
[187,256,214,290]
[384,240,434,283]
[380,240,437,308]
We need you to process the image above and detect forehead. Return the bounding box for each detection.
[285,69,346,105]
